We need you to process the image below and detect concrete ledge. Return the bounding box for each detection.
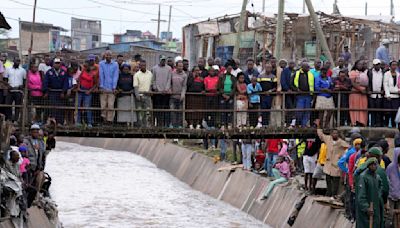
[58,137,354,228]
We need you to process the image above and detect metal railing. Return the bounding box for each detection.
[1,89,399,132]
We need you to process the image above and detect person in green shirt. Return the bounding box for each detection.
[217,64,236,127]
[355,157,385,228]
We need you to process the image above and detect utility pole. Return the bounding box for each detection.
[22,0,37,134]
[274,0,285,60]
[304,0,334,65]
[167,5,172,33]
[18,18,22,61]
[365,2,368,16]
[233,0,248,59]
[390,0,394,16]
[151,4,166,40]
[262,0,265,13]
[302,0,306,14]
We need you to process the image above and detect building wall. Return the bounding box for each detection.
[71,18,101,51]
[20,28,50,55]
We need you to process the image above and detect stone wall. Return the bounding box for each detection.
[59,137,354,228]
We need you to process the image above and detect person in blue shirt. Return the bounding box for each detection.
[99,50,119,124]
[338,138,362,173]
[247,77,262,127]
[43,58,67,126]
[310,59,322,79]
[243,58,259,84]
[314,68,334,128]
[375,39,391,66]
[280,60,296,126]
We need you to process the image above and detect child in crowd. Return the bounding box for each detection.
[261,154,291,200]
[247,77,262,128]
[19,145,30,183]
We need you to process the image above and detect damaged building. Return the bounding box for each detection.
[182,11,400,67]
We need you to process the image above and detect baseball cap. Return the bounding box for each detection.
[19,145,27,152]
[372,59,381,65]
[382,39,390,45]
[30,124,40,130]
[212,65,220,71]
[174,56,183,63]
[87,54,96,61]
[54,58,61,63]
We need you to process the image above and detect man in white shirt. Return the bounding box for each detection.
[134,59,153,127]
[4,57,26,122]
[367,59,384,127]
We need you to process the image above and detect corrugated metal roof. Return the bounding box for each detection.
[0,12,11,30]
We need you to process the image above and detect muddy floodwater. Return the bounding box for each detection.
[45,142,268,228]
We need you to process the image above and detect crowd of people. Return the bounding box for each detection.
[1,123,55,218]
[219,122,397,227]
[0,38,399,129]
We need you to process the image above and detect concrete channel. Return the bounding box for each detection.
[59,137,354,228]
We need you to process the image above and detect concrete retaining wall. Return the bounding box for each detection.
[59,137,354,228]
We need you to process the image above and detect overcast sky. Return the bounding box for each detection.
[1,0,399,43]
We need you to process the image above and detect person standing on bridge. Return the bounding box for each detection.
[152,55,172,127]
[383,61,400,128]
[367,59,384,127]
[293,62,314,127]
[349,60,369,127]
[170,61,187,128]
[257,63,277,126]
[134,59,153,127]
[4,57,26,123]
[99,50,119,124]
[117,64,136,126]
[76,55,98,127]
[43,58,66,126]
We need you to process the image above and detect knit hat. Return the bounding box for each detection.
[364,157,378,167]
[18,145,27,152]
[368,147,382,156]
[353,138,362,146]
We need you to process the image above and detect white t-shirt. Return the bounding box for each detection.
[5,66,26,88]
[38,63,51,74]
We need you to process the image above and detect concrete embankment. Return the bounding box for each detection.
[0,207,55,228]
[59,137,354,228]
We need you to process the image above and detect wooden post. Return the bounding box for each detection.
[305,0,334,65]
[233,0,248,59]
[22,0,38,134]
[369,202,373,228]
[274,0,285,60]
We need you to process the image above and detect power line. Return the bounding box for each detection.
[7,0,159,23]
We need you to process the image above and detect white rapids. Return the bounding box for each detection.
[45,142,269,228]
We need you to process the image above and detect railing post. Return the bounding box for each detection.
[233,94,237,128]
[281,92,286,128]
[336,91,341,128]
[74,91,79,124]
[130,92,134,127]
[182,96,186,128]
[21,86,28,134]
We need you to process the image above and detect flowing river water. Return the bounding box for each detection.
[45,142,268,228]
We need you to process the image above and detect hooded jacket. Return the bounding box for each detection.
[386,148,400,200]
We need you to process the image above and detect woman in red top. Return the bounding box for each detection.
[76,61,98,127]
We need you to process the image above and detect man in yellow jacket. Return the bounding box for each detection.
[292,62,314,127]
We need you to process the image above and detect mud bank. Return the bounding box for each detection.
[59,137,353,228]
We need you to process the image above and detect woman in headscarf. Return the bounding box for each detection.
[117,64,137,125]
[349,59,368,126]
